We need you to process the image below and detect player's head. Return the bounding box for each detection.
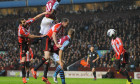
[68,28,75,39]
[57,0,61,2]
[107,29,116,39]
[90,46,94,52]
[61,18,69,28]
[19,18,27,28]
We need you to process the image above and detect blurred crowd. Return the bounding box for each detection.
[0,3,139,71]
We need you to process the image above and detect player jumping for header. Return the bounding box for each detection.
[107,29,133,84]
[40,0,61,35]
[18,11,49,83]
[31,18,69,84]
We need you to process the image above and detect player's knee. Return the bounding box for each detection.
[44,52,50,59]
[21,62,25,69]
[92,68,95,72]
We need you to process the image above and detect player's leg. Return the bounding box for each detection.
[43,60,49,78]
[59,69,65,84]
[120,67,132,84]
[120,52,133,84]
[41,38,52,83]
[53,53,65,84]
[26,62,30,80]
[116,57,132,84]
[21,57,27,83]
[31,37,51,79]
[42,60,51,84]
[92,67,96,80]
[90,63,95,80]
[53,65,62,79]
[31,55,47,79]
[53,54,60,83]
[92,62,96,80]
[20,43,28,83]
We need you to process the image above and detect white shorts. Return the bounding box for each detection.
[52,53,59,62]
[40,17,54,35]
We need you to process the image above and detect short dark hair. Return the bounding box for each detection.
[57,0,61,2]
[19,18,25,24]
[61,18,69,23]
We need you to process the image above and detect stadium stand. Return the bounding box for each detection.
[0,1,139,72]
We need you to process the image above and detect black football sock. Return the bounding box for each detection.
[34,58,46,71]
[120,69,131,82]
[94,71,96,78]
[21,62,26,78]
[44,62,49,78]
[27,71,29,78]
[93,71,96,78]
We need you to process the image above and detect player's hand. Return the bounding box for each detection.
[60,61,64,70]
[92,60,96,63]
[40,35,47,38]
[56,44,62,48]
[87,62,89,66]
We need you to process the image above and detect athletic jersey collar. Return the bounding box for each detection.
[67,35,71,40]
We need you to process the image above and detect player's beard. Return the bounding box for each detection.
[23,24,27,28]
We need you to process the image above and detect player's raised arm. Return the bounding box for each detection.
[28,34,45,39]
[33,12,50,21]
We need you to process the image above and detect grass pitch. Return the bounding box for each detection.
[0,77,139,84]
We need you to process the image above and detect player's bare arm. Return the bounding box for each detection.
[52,32,62,48]
[87,56,89,65]
[47,9,55,15]
[33,11,50,20]
[27,34,45,39]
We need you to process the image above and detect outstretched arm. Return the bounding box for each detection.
[33,11,49,20]
[28,34,45,39]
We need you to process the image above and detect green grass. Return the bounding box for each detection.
[0,77,139,84]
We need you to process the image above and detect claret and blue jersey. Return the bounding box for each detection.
[52,35,71,54]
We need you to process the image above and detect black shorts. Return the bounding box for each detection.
[42,36,52,51]
[115,52,129,71]
[19,42,29,60]
[25,61,30,68]
[90,62,96,69]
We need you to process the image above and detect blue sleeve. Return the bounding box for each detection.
[59,40,70,51]
[52,2,59,10]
